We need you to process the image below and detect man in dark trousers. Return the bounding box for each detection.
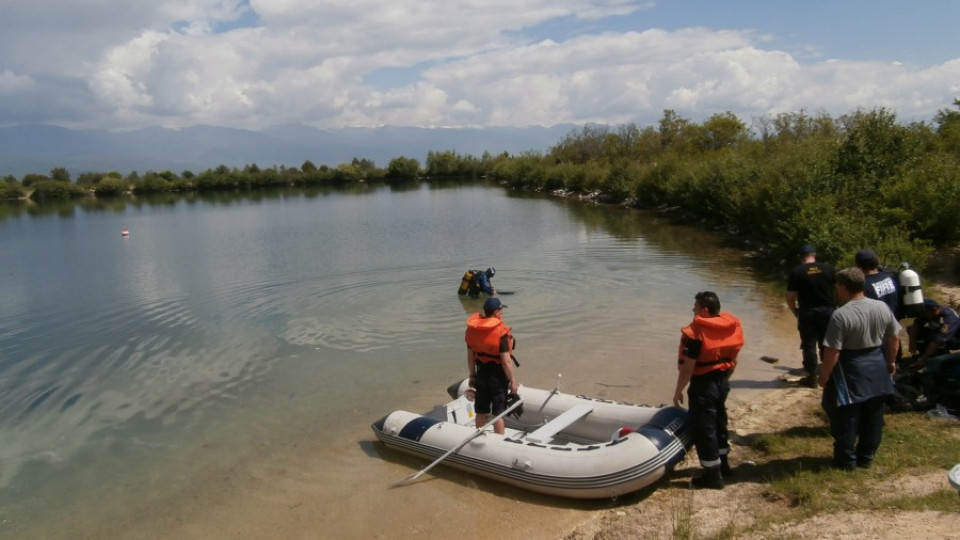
[673,291,744,489]
[818,267,899,470]
[786,244,835,387]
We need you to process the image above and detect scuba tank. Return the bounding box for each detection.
[458,270,476,295]
[898,262,924,318]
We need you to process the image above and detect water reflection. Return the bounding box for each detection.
[0,185,393,223]
[0,181,799,539]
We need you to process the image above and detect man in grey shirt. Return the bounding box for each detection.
[817,267,900,470]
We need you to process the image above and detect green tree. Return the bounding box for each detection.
[386,156,420,180]
[351,157,376,173]
[0,178,26,199]
[658,109,696,153]
[29,180,85,200]
[699,112,749,151]
[551,124,610,164]
[835,108,917,183]
[76,172,107,185]
[22,173,49,187]
[934,98,960,155]
[50,167,71,182]
[94,177,129,197]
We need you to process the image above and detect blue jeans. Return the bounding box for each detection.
[822,394,887,468]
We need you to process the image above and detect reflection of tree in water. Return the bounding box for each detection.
[512,190,780,298]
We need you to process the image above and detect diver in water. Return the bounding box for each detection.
[458,267,496,297]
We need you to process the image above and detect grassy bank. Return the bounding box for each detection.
[740,405,959,526]
[565,384,960,540]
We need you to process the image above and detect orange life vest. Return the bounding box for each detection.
[677,312,744,376]
[465,313,513,363]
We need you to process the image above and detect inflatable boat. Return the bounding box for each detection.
[949,463,960,494]
[371,379,693,499]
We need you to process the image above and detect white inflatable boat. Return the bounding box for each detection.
[371,379,692,499]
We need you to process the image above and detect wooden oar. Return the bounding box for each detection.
[390,397,524,488]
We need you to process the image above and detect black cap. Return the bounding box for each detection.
[798,243,816,255]
[855,249,879,268]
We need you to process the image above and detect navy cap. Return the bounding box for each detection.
[483,297,506,317]
[855,249,879,268]
[798,243,816,255]
[923,298,939,310]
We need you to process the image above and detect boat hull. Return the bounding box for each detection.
[372,381,692,499]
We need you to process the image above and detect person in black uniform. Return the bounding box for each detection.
[673,291,744,489]
[856,248,904,363]
[907,299,960,369]
[786,244,835,387]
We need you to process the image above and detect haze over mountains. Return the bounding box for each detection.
[0,124,576,178]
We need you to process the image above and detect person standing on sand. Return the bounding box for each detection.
[818,267,899,470]
[673,291,744,489]
[465,297,518,435]
[786,244,836,387]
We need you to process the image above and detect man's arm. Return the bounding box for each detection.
[467,350,477,386]
[478,273,494,295]
[818,347,840,387]
[786,291,799,317]
[916,340,940,369]
[500,351,518,394]
[673,356,697,407]
[883,335,899,376]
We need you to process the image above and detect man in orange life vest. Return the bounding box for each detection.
[465,297,519,434]
[673,291,744,489]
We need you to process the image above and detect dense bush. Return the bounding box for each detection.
[484,105,960,271]
[29,180,87,201]
[386,156,421,180]
[93,177,130,197]
[0,179,26,200]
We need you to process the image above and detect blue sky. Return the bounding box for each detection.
[0,0,957,131]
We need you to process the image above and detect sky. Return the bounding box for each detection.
[1,0,958,132]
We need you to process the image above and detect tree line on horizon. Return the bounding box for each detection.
[3,101,959,272]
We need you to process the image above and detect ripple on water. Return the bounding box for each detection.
[0,288,282,488]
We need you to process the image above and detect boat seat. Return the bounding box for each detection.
[524,404,593,444]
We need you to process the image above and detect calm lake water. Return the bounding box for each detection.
[0,181,799,539]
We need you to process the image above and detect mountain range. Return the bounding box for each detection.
[0,123,576,178]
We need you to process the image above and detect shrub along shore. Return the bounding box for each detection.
[4,103,960,275]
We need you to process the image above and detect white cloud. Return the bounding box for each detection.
[0,70,35,94]
[0,0,958,129]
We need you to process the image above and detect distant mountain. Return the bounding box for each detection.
[0,123,576,178]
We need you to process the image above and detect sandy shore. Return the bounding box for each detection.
[561,371,960,540]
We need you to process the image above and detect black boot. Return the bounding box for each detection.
[691,466,725,489]
[720,456,733,477]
